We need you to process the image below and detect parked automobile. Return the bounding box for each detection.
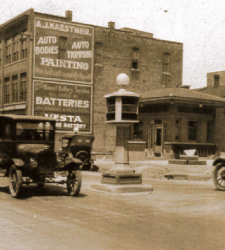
[212,156,225,190]
[0,114,82,198]
[58,132,96,171]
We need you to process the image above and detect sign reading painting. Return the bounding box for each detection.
[34,81,92,132]
[34,18,93,84]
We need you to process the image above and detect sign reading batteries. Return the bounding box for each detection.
[34,18,93,84]
[34,81,92,132]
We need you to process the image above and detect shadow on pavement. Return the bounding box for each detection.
[0,184,87,199]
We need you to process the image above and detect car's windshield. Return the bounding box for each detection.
[16,121,54,142]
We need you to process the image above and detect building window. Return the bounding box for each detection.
[58,36,67,59]
[12,75,18,103]
[132,47,139,69]
[188,121,198,141]
[214,75,220,87]
[20,73,27,102]
[163,52,170,73]
[21,38,28,59]
[95,42,102,65]
[132,121,143,140]
[0,41,2,67]
[175,119,181,141]
[12,34,20,62]
[5,38,12,64]
[4,77,10,104]
[162,74,171,86]
[207,121,213,142]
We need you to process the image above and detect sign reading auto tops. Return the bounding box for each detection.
[34,18,93,84]
[34,81,92,132]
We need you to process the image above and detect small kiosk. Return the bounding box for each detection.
[92,74,153,193]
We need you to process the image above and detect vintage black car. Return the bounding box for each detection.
[58,133,95,171]
[212,156,225,190]
[0,114,82,198]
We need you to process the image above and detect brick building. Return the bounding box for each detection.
[0,8,184,155]
[197,71,225,153]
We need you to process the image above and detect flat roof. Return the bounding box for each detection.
[140,87,225,104]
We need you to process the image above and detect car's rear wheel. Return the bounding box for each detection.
[213,163,225,190]
[67,170,82,196]
[9,165,23,198]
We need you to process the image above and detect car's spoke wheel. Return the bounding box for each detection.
[67,171,82,196]
[213,163,225,190]
[9,165,23,198]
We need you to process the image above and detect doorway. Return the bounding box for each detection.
[154,126,163,156]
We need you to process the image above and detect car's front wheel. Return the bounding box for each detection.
[67,170,82,196]
[213,163,225,190]
[9,165,23,198]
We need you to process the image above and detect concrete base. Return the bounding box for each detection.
[102,173,142,185]
[168,159,187,165]
[180,155,198,161]
[91,183,154,193]
[188,160,207,165]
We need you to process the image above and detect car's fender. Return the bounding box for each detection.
[63,157,82,170]
[12,158,24,167]
[213,158,225,166]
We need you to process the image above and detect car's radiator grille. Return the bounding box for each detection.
[70,146,90,162]
[37,152,56,171]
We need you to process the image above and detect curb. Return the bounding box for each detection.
[164,172,211,181]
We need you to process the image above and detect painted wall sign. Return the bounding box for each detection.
[34,18,94,84]
[33,81,92,133]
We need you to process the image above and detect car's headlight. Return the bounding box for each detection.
[57,157,64,168]
[30,158,38,168]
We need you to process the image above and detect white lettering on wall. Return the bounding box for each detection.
[36,96,89,108]
[40,58,89,70]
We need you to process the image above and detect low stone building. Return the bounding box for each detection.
[131,86,225,160]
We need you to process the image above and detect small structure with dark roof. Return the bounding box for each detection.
[129,87,225,159]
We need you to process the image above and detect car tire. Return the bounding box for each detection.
[67,170,82,196]
[9,165,23,198]
[213,163,225,191]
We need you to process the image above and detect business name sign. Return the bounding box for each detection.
[34,18,94,84]
[33,81,92,133]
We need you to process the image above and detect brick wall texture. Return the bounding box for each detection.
[92,26,183,153]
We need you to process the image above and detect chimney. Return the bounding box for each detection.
[65,11,73,21]
[108,22,115,29]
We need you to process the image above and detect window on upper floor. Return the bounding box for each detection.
[12,75,18,103]
[163,52,170,73]
[4,77,10,104]
[95,42,103,65]
[214,75,220,87]
[21,33,28,60]
[162,74,171,86]
[20,73,27,102]
[5,38,12,64]
[12,34,20,62]
[132,47,139,70]
[0,41,2,67]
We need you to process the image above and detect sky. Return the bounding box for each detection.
[1,0,225,89]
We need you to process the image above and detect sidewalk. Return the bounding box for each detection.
[94,158,214,181]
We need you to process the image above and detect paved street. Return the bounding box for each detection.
[0,172,225,250]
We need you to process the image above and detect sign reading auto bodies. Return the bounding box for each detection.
[33,18,93,133]
[34,81,92,132]
[34,18,93,83]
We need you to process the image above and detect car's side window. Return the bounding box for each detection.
[0,123,4,139]
[5,124,12,139]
